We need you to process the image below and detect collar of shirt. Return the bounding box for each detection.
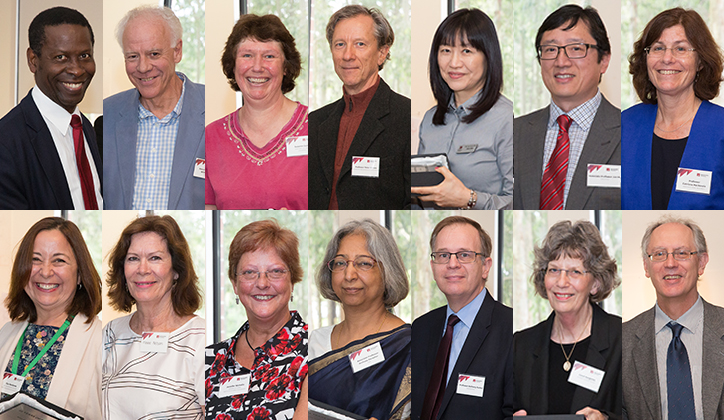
[547,90,602,131]
[31,85,80,135]
[446,88,483,117]
[655,294,703,336]
[342,75,380,115]
[445,287,487,334]
[137,72,187,123]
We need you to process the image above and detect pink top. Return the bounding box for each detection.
[205,103,308,209]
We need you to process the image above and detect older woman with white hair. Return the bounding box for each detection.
[308,219,410,420]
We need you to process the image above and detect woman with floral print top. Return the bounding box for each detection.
[205,220,308,420]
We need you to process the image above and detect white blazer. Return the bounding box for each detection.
[0,313,102,419]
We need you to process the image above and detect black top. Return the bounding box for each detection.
[548,336,592,414]
[651,133,688,209]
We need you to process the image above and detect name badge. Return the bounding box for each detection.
[218,373,251,398]
[676,168,712,195]
[351,156,380,178]
[140,332,169,353]
[456,144,478,154]
[456,374,485,397]
[193,158,205,179]
[286,136,308,157]
[586,164,621,188]
[567,360,605,393]
[348,342,385,373]
[2,373,24,395]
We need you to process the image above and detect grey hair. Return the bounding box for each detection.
[316,219,409,308]
[116,5,183,49]
[325,5,394,70]
[641,215,708,260]
[531,220,619,303]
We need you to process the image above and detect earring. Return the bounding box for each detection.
[77,283,82,290]
[235,296,239,305]
[291,293,294,303]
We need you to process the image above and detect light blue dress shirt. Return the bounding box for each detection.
[444,288,487,384]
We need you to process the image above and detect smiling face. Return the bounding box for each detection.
[122,15,182,105]
[331,14,389,95]
[24,229,78,322]
[544,255,599,317]
[438,37,487,106]
[124,231,177,309]
[646,24,700,100]
[539,21,610,112]
[234,248,292,323]
[235,38,285,103]
[431,223,492,312]
[331,234,385,310]
[27,24,95,114]
[644,223,707,309]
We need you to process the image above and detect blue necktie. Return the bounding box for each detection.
[667,322,696,420]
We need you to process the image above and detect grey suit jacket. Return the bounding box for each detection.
[103,75,205,209]
[622,299,724,420]
[513,95,621,209]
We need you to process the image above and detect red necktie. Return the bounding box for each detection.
[70,115,98,210]
[421,314,460,420]
[540,114,572,210]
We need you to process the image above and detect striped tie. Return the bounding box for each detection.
[540,114,572,210]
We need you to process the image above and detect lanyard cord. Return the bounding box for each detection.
[11,316,72,377]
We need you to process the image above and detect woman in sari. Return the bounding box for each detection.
[309,219,410,420]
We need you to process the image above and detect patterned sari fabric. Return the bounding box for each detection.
[309,324,412,420]
[205,311,308,420]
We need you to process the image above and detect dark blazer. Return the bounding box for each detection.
[513,95,621,209]
[308,77,411,209]
[411,292,514,420]
[621,101,724,209]
[622,299,724,420]
[514,303,622,420]
[0,90,102,209]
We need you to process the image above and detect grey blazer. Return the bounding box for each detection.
[103,75,205,209]
[513,95,621,209]
[622,299,724,420]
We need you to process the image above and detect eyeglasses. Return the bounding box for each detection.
[236,269,288,281]
[544,267,590,281]
[327,256,377,272]
[430,251,484,264]
[647,250,699,262]
[537,43,599,60]
[644,45,696,58]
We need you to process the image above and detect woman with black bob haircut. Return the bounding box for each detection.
[411,8,513,210]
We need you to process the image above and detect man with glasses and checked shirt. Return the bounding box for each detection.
[411,216,513,420]
[623,215,724,420]
[514,4,620,210]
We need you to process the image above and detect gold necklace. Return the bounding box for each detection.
[558,312,592,372]
[333,311,388,350]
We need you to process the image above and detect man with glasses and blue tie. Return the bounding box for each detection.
[411,216,513,420]
[514,5,620,210]
[623,215,724,420]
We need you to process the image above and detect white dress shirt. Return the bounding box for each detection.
[32,86,103,209]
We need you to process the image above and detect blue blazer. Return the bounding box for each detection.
[103,76,205,209]
[622,101,724,209]
[0,90,102,209]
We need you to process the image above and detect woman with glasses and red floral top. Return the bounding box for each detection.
[205,220,308,420]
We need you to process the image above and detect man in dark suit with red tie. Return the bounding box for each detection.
[411,216,513,420]
[0,6,102,209]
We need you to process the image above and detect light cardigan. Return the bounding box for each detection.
[0,313,101,419]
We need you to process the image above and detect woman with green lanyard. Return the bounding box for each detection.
[0,217,102,419]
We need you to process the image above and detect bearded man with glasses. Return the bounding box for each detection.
[411,216,513,420]
[623,215,724,420]
[514,4,621,210]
